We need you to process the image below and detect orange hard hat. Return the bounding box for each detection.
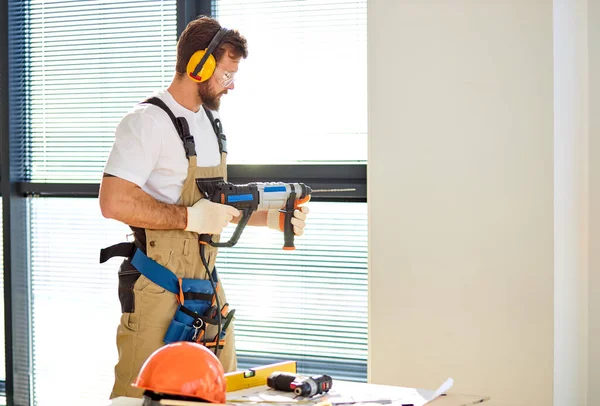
[132,341,227,403]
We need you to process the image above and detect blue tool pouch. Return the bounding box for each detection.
[99,243,234,349]
[163,277,235,349]
[163,278,215,344]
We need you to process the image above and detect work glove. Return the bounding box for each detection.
[184,198,240,235]
[267,206,310,236]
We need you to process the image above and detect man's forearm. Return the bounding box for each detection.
[116,189,188,229]
[100,176,187,230]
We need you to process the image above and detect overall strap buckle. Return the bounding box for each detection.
[203,106,227,154]
[176,117,197,158]
[141,97,197,158]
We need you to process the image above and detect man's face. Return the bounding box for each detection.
[197,52,240,111]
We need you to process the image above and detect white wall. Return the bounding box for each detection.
[368,2,555,406]
[369,1,600,405]
[588,0,600,404]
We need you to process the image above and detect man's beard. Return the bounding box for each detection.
[197,82,225,111]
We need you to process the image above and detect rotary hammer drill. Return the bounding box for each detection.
[196,180,352,250]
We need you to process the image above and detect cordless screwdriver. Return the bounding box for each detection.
[196,180,354,249]
[267,371,333,397]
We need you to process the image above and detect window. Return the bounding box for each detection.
[213,0,368,378]
[30,198,126,405]
[218,201,367,379]
[14,1,178,404]
[29,198,367,405]
[214,0,368,165]
[6,0,368,404]
[28,0,177,183]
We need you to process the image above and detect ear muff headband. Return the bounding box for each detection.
[186,27,230,83]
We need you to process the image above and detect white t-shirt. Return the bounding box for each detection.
[104,89,222,204]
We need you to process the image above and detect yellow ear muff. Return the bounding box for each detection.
[186,50,217,83]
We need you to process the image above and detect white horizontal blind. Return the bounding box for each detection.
[16,4,368,406]
[214,0,368,164]
[20,1,176,404]
[28,0,177,183]
[217,202,368,380]
[29,198,128,406]
[28,199,367,406]
[213,0,369,379]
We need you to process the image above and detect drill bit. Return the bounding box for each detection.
[310,188,356,193]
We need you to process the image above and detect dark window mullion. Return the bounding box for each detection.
[177,0,213,36]
[0,0,10,401]
[16,164,367,201]
[3,1,33,405]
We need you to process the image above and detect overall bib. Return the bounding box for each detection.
[104,98,236,399]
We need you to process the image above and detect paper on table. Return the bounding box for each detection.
[329,378,454,406]
[427,378,455,404]
[226,378,455,406]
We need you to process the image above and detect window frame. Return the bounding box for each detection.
[3,1,34,405]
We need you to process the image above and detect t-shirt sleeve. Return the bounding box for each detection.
[103,108,162,187]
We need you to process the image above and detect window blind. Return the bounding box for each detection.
[29,199,367,405]
[217,201,368,380]
[27,0,177,183]
[13,1,177,404]
[213,0,368,378]
[29,198,128,406]
[10,2,369,405]
[213,0,368,165]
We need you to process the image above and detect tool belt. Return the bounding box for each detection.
[100,242,234,349]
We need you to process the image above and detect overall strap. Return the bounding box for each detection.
[202,106,228,154]
[142,97,197,158]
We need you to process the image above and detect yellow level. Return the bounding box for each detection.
[225,361,297,392]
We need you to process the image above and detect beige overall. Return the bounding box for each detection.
[110,149,236,399]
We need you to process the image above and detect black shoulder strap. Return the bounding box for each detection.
[142,97,197,158]
[202,106,228,154]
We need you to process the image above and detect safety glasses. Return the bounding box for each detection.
[214,66,236,88]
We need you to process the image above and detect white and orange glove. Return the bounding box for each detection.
[266,206,310,236]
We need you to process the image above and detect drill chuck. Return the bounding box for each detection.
[292,379,318,397]
[267,372,333,397]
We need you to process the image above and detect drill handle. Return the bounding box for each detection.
[200,207,254,248]
[282,192,297,251]
[282,193,311,251]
